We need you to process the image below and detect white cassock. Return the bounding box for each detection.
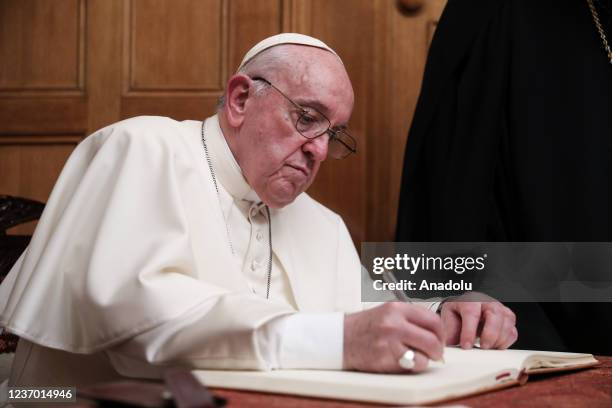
[0,115,370,387]
[0,114,439,388]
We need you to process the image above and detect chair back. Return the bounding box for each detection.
[0,195,45,354]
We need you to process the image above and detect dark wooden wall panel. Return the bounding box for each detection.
[128,0,223,92]
[0,99,86,135]
[0,0,446,245]
[0,137,79,199]
[87,0,123,134]
[121,96,220,122]
[0,137,79,234]
[367,0,446,241]
[0,0,84,91]
[228,0,282,74]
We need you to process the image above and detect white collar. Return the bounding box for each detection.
[204,115,261,203]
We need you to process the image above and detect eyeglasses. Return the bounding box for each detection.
[251,76,357,159]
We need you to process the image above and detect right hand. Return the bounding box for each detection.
[343,302,444,373]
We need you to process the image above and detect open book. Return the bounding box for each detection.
[193,348,598,406]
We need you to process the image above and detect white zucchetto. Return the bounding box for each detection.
[237,32,343,71]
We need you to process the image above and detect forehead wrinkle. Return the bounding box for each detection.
[298,78,352,124]
[274,47,353,126]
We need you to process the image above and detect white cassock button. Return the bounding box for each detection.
[256,230,263,241]
[250,204,262,218]
[251,260,261,271]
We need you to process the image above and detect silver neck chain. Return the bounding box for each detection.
[201,120,273,299]
[587,0,612,65]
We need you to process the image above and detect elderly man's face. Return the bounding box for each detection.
[234,47,354,209]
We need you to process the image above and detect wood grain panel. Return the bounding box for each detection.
[282,0,312,33]
[0,0,447,247]
[228,0,282,74]
[0,136,79,234]
[0,98,86,135]
[126,0,223,92]
[0,137,80,202]
[384,0,445,241]
[366,0,446,242]
[87,0,123,135]
[121,96,220,121]
[0,0,85,92]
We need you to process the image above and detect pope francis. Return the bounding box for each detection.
[0,34,517,387]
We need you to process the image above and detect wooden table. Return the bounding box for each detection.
[210,356,612,408]
[70,356,611,407]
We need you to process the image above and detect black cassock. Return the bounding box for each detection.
[396,0,612,354]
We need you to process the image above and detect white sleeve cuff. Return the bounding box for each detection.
[260,312,344,370]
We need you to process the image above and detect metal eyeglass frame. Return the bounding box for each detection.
[251,76,357,159]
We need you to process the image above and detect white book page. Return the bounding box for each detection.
[445,347,597,371]
[194,347,531,405]
[194,348,596,405]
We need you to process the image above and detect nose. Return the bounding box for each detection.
[302,133,329,161]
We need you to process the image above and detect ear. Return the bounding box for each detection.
[224,74,252,127]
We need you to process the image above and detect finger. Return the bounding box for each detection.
[505,307,517,326]
[500,325,518,349]
[491,307,516,349]
[493,314,515,349]
[397,321,444,361]
[479,307,503,349]
[441,307,462,346]
[401,305,444,344]
[410,350,430,373]
[458,303,482,349]
[501,308,518,349]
